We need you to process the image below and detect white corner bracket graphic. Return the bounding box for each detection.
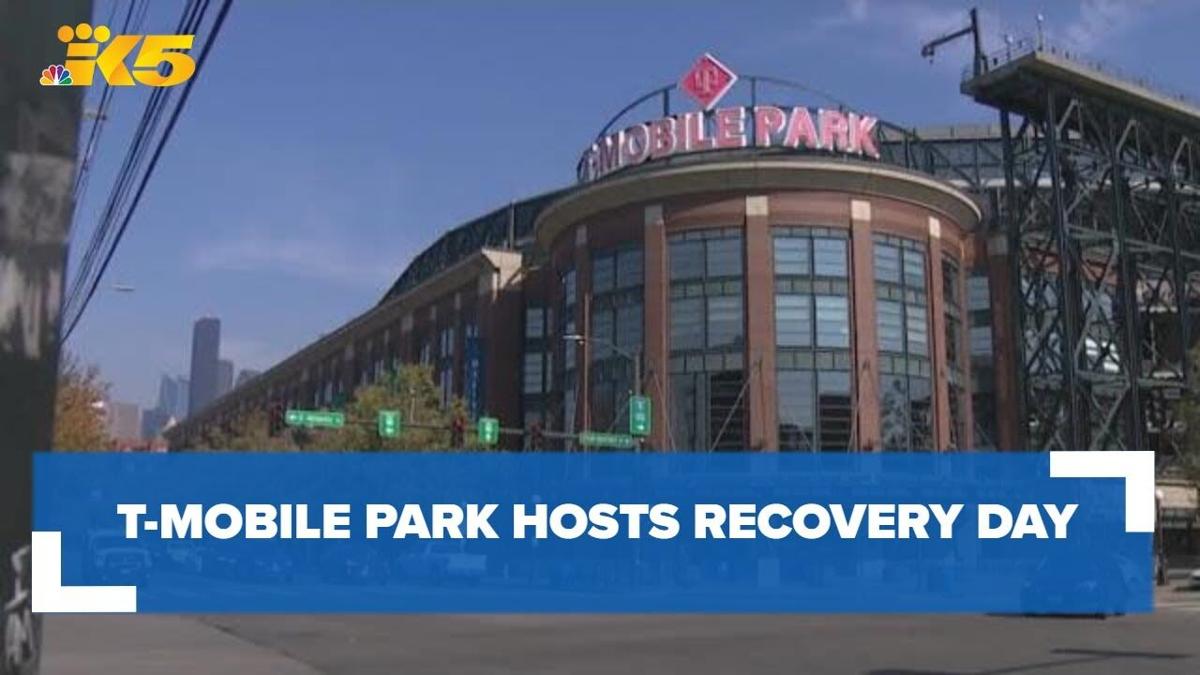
[32,531,137,613]
[1049,451,1155,533]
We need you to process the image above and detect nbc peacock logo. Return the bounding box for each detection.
[39,64,73,86]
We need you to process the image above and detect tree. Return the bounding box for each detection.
[192,410,299,452]
[52,353,112,451]
[316,364,485,451]
[200,364,487,452]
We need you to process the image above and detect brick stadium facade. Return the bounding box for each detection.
[167,142,994,453]
[166,52,1193,460]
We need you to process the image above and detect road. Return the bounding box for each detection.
[43,588,1200,675]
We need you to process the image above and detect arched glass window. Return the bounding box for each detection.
[588,246,644,440]
[772,226,853,451]
[668,228,746,451]
[875,234,932,450]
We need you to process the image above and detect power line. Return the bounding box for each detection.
[62,0,220,333]
[72,0,143,202]
[65,0,213,328]
[62,0,233,342]
[65,0,201,322]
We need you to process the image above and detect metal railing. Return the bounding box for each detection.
[965,36,1197,109]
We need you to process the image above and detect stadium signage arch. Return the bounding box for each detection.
[578,53,881,184]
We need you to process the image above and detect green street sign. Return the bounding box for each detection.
[377,409,402,438]
[284,409,345,429]
[478,417,500,446]
[578,431,635,448]
[629,395,651,437]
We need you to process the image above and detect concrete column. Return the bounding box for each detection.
[956,248,976,450]
[452,291,464,399]
[643,205,670,451]
[574,226,591,435]
[927,217,952,451]
[744,196,777,451]
[341,344,355,399]
[987,235,1022,450]
[850,199,881,452]
[478,269,520,446]
[400,313,413,363]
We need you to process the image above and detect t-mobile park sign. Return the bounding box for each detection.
[578,54,880,183]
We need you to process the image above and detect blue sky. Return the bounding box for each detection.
[68,0,1198,409]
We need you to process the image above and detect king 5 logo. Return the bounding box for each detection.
[40,23,195,87]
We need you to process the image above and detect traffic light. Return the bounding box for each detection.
[477,417,500,446]
[629,395,651,437]
[450,415,466,448]
[377,409,402,439]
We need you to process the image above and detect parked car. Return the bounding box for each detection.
[238,546,295,584]
[319,543,389,584]
[397,542,486,584]
[1190,568,1200,589]
[161,541,204,574]
[84,530,152,585]
[1020,553,1134,617]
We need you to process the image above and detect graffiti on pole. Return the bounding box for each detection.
[2,546,35,674]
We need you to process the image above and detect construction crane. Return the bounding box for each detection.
[920,7,985,77]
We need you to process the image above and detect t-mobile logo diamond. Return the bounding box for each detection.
[678,53,737,110]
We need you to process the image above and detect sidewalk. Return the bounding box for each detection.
[42,615,321,675]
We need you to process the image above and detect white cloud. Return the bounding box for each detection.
[787,1,1159,73]
[814,0,872,30]
[189,230,400,289]
[791,1,1002,67]
[809,1,974,37]
[847,0,869,22]
[1056,0,1150,52]
[220,336,291,374]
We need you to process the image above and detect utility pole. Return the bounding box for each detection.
[1,2,91,673]
[564,333,645,451]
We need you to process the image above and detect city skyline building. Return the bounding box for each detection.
[157,374,178,416]
[217,358,234,398]
[156,374,190,420]
[235,369,260,388]
[141,407,172,440]
[172,375,189,419]
[188,317,221,416]
[107,401,141,442]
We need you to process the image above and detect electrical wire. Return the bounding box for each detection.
[62,0,233,341]
[64,0,201,322]
[63,0,214,328]
[65,0,212,328]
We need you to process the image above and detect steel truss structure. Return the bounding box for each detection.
[966,48,1200,459]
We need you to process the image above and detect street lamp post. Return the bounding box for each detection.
[563,333,643,450]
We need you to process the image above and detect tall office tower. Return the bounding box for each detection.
[217,358,234,397]
[188,317,220,416]
[157,374,179,416]
[174,376,189,419]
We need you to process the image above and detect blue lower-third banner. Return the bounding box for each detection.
[32,451,1152,613]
